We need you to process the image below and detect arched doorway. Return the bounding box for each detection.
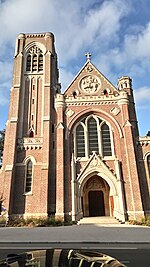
[82,175,110,217]
[88,190,105,216]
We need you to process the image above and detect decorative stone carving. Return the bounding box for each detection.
[123,120,132,127]
[18,137,43,145]
[90,157,98,167]
[110,107,121,116]
[77,152,117,182]
[86,65,93,72]
[87,178,104,190]
[66,101,118,106]
[65,108,75,117]
[28,46,42,54]
[56,122,64,129]
[138,136,150,146]
[17,137,43,150]
[79,75,101,94]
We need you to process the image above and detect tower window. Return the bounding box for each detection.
[38,54,43,71]
[26,46,43,73]
[25,160,33,193]
[26,55,31,71]
[32,54,37,71]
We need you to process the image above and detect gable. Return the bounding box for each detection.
[64,60,119,98]
[77,152,117,187]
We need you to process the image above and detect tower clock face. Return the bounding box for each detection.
[79,75,101,94]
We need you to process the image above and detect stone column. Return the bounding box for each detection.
[115,159,126,222]
[55,94,65,220]
[71,153,76,221]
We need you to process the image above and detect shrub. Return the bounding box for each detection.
[6,215,72,227]
[141,216,150,227]
[0,216,7,226]
[129,216,150,227]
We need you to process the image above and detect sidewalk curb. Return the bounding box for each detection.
[0,241,150,244]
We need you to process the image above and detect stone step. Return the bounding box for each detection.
[78,216,121,225]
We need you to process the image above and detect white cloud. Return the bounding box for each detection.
[134,86,150,106]
[59,67,74,91]
[56,0,130,63]
[0,60,13,107]
[0,0,150,134]
[0,61,12,80]
[0,0,131,62]
[123,23,150,61]
[0,89,9,106]
[99,22,150,75]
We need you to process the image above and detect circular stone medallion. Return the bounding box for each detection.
[79,75,101,94]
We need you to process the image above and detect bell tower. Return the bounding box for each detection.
[1,33,59,217]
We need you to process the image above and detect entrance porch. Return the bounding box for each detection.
[81,175,113,218]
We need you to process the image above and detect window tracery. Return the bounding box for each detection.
[26,46,43,72]
[74,115,112,159]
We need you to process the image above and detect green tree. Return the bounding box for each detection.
[0,129,5,167]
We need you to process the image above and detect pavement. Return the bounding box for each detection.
[0,224,149,244]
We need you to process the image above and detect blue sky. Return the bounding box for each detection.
[0,0,150,136]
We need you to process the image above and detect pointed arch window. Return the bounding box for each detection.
[88,117,99,155]
[76,124,85,157]
[25,46,43,73]
[101,123,112,156]
[25,160,33,193]
[26,54,31,71]
[74,115,113,159]
[32,54,37,71]
[38,54,43,71]
[147,155,150,175]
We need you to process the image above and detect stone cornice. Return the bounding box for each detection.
[23,32,54,39]
[65,95,119,106]
[138,136,150,146]
[17,137,43,150]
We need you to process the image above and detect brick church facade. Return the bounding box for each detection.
[0,32,150,222]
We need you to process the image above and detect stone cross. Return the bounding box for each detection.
[85,52,92,61]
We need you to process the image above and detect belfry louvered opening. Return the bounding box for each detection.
[26,46,43,72]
